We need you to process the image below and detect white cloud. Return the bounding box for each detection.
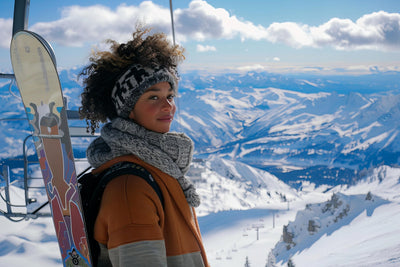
[175,0,268,42]
[3,0,397,53]
[0,18,13,48]
[266,22,313,48]
[265,11,400,51]
[27,0,269,46]
[196,44,216,52]
[237,64,265,72]
[175,2,400,51]
[273,57,281,62]
[30,2,171,47]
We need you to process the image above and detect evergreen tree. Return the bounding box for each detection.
[244,256,251,267]
[287,258,295,267]
[266,251,276,267]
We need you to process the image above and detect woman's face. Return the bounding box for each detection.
[129,81,176,133]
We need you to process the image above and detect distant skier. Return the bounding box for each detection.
[79,26,209,267]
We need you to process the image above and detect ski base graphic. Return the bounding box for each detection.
[10,30,91,266]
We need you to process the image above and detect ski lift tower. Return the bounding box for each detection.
[252,222,265,241]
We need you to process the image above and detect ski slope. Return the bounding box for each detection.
[0,161,399,266]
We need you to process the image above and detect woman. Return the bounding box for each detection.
[79,27,209,267]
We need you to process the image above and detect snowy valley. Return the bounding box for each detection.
[0,70,400,266]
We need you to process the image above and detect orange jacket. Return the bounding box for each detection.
[92,155,209,266]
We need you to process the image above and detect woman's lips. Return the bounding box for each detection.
[158,115,173,122]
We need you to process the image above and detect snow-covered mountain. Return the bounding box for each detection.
[180,71,400,187]
[188,156,299,216]
[176,73,400,173]
[1,69,400,187]
[268,165,400,266]
[272,192,389,265]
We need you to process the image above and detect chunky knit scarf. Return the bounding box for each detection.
[86,118,200,207]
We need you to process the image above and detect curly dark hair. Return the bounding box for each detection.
[79,27,185,134]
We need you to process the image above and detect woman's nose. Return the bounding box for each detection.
[161,97,173,110]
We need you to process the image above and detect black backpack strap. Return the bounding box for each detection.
[91,161,164,208]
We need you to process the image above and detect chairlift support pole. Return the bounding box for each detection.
[0,0,30,80]
[3,165,12,215]
[169,0,176,45]
[13,0,30,36]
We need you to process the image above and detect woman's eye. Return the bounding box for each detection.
[147,94,175,101]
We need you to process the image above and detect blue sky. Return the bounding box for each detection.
[0,0,399,74]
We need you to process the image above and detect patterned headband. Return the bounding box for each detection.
[111,64,178,118]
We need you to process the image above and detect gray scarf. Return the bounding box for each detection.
[86,118,200,207]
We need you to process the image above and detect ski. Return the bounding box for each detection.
[10,30,91,267]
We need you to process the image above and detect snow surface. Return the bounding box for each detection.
[1,160,399,267]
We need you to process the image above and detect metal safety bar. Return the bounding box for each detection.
[0,127,98,221]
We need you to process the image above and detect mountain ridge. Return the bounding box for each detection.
[1,69,400,186]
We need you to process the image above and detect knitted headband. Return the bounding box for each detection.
[111,64,178,118]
